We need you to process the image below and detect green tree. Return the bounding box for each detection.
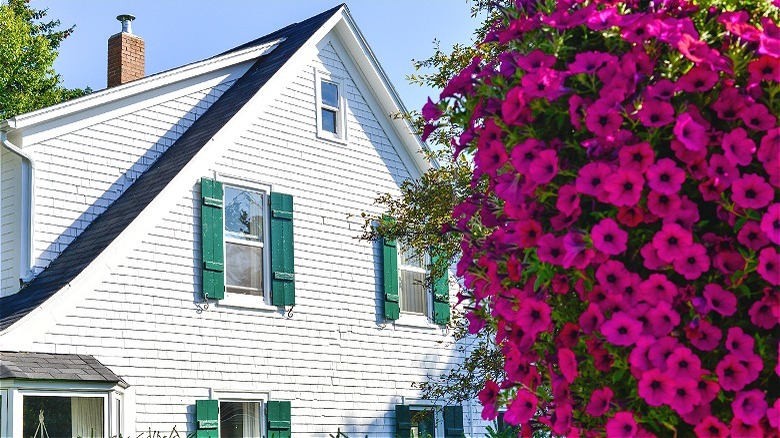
[0,0,89,119]
[361,0,510,405]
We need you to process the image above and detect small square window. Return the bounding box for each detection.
[315,70,346,142]
[220,401,263,438]
[223,185,269,298]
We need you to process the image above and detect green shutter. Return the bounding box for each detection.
[271,193,295,306]
[267,400,292,438]
[395,405,411,438]
[195,399,219,438]
[383,236,400,320]
[432,253,450,325]
[443,406,465,438]
[201,178,224,300]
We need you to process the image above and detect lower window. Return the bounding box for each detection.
[411,408,436,438]
[220,401,263,438]
[22,395,104,438]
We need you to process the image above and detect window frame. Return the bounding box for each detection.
[315,69,347,143]
[1,387,124,438]
[409,405,443,438]
[396,243,435,327]
[211,390,269,438]
[216,175,275,310]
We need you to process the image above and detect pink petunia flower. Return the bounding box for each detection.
[618,142,655,172]
[749,292,779,329]
[475,140,508,177]
[586,386,614,417]
[703,284,737,316]
[687,319,723,351]
[694,416,730,437]
[516,49,556,72]
[677,66,719,92]
[575,162,612,202]
[672,243,710,280]
[504,388,538,425]
[646,79,677,100]
[716,354,751,391]
[646,301,680,338]
[726,327,756,359]
[477,380,500,420]
[648,336,681,369]
[708,153,740,189]
[605,412,637,437]
[556,184,581,216]
[652,223,693,262]
[647,191,682,218]
[558,348,578,383]
[537,233,565,266]
[669,378,701,415]
[722,128,756,166]
[748,55,780,84]
[674,112,710,151]
[731,173,774,209]
[666,346,702,381]
[515,298,551,336]
[521,68,568,101]
[568,51,614,74]
[738,220,770,250]
[586,101,623,137]
[528,149,558,184]
[741,103,776,131]
[732,389,768,425]
[510,138,544,173]
[757,247,780,286]
[501,87,531,126]
[579,303,604,334]
[604,169,644,206]
[730,417,763,437]
[637,368,674,406]
[697,378,721,405]
[647,158,686,195]
[712,86,746,120]
[595,260,630,294]
[760,204,780,245]
[591,218,628,255]
[638,99,675,127]
[601,311,642,346]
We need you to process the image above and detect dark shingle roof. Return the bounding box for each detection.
[0,5,343,331]
[0,351,126,385]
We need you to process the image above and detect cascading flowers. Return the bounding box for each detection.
[424,0,779,435]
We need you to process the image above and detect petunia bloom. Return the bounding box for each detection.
[674,112,709,150]
[586,386,614,417]
[504,388,538,425]
[647,158,686,195]
[732,389,768,425]
[652,223,693,263]
[601,311,642,346]
[760,203,780,245]
[703,284,737,316]
[605,412,637,437]
[604,169,644,206]
[732,173,774,209]
[591,218,628,255]
[757,247,780,286]
[637,368,674,406]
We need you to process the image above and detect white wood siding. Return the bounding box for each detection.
[23,78,237,288]
[19,39,489,437]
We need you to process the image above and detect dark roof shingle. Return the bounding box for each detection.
[0,351,126,385]
[0,5,342,331]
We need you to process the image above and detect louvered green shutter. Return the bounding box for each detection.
[395,405,411,438]
[271,193,295,306]
[443,406,465,438]
[382,236,400,320]
[267,400,291,438]
[201,178,224,300]
[432,253,450,325]
[195,399,219,438]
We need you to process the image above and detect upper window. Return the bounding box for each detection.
[200,177,296,308]
[399,245,429,316]
[224,185,268,297]
[315,70,346,142]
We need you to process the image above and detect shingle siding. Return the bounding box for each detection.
[21,42,479,437]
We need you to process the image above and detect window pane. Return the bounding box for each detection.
[23,396,104,438]
[321,81,339,107]
[411,409,435,438]
[401,270,427,315]
[321,108,337,133]
[399,246,426,268]
[226,242,263,294]
[224,186,263,241]
[220,402,262,438]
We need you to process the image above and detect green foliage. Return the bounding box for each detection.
[0,0,90,119]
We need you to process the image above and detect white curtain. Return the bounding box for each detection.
[242,402,261,438]
[71,397,103,438]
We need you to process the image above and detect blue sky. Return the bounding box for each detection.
[32,0,482,114]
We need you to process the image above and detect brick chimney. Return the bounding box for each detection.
[107,14,144,88]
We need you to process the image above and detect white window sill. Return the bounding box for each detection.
[316,131,348,145]
[393,313,438,329]
[217,293,278,311]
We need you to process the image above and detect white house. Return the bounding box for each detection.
[0,4,491,437]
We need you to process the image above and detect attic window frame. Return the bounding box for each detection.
[315,69,347,143]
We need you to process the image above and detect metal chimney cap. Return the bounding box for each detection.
[116,14,136,34]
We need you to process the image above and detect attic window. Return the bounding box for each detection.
[315,70,346,143]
